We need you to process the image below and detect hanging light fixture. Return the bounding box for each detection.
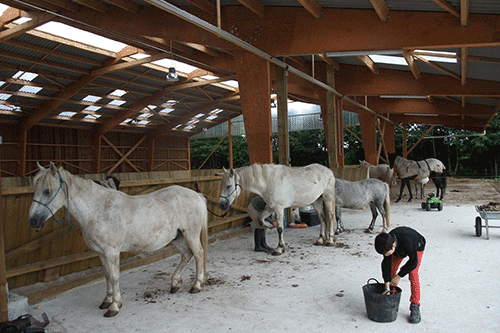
[166,41,179,83]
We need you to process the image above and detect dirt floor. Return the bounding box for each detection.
[19,177,500,333]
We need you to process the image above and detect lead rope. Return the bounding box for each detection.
[32,170,71,225]
[194,178,235,218]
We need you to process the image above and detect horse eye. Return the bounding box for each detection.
[226,185,232,190]
[43,189,50,196]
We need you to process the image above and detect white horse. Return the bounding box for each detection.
[28,162,208,317]
[359,160,394,184]
[334,178,390,234]
[217,163,336,255]
[390,155,445,202]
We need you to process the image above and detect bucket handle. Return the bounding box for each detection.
[366,278,398,294]
[366,278,381,285]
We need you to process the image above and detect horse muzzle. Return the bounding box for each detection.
[218,198,230,211]
[29,215,45,230]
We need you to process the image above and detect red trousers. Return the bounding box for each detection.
[390,251,424,306]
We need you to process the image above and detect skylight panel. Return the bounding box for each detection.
[187,119,199,125]
[153,59,197,73]
[160,108,174,114]
[206,115,217,121]
[84,114,101,119]
[211,109,223,114]
[19,86,42,94]
[59,111,76,117]
[184,125,194,130]
[110,89,127,97]
[220,80,239,88]
[138,120,149,125]
[13,71,38,81]
[82,95,101,103]
[108,100,126,106]
[369,55,407,66]
[195,113,205,118]
[201,75,218,80]
[84,105,101,112]
[0,81,5,87]
[0,105,11,111]
[140,113,153,119]
[37,22,127,52]
[0,93,11,101]
[414,49,457,63]
[130,53,151,60]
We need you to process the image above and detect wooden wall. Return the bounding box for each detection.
[0,124,190,177]
[2,169,253,299]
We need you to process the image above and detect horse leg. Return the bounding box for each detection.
[170,234,193,293]
[312,199,326,245]
[259,206,276,229]
[99,251,122,317]
[395,180,405,203]
[406,180,413,202]
[270,209,286,256]
[334,206,344,235]
[365,203,378,233]
[180,231,206,293]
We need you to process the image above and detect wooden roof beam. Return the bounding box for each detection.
[0,7,23,28]
[104,0,140,13]
[461,47,467,85]
[236,0,265,17]
[336,64,500,96]
[296,0,323,19]
[368,0,389,22]
[413,54,460,81]
[403,50,421,79]
[40,0,80,12]
[357,55,379,74]
[72,0,107,13]
[430,0,460,18]
[0,12,54,43]
[224,7,500,55]
[183,0,216,15]
[461,0,469,26]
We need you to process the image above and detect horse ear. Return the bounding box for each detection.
[37,161,46,171]
[229,168,235,176]
[49,162,58,175]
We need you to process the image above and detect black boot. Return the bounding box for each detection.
[409,303,421,324]
[254,228,273,252]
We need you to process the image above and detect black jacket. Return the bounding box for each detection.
[382,226,426,282]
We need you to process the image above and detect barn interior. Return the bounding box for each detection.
[1,0,500,321]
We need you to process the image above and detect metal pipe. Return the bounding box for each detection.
[144,0,396,125]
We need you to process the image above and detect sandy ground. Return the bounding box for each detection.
[24,178,500,333]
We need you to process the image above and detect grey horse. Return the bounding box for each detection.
[335,178,390,234]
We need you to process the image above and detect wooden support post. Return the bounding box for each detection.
[93,134,102,174]
[383,120,396,162]
[18,129,27,176]
[358,112,378,164]
[337,98,345,167]
[0,138,8,322]
[276,65,289,166]
[234,50,272,164]
[402,124,408,158]
[147,134,155,172]
[228,118,233,169]
[326,65,339,168]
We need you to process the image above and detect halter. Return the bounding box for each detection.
[218,183,242,208]
[32,170,71,225]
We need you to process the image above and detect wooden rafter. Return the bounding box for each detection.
[403,50,421,80]
[236,0,264,17]
[317,54,340,70]
[430,0,460,18]
[0,12,54,42]
[104,0,140,13]
[72,0,107,13]
[461,0,469,26]
[461,47,467,86]
[413,54,460,81]
[183,0,216,15]
[40,0,80,12]
[357,55,379,75]
[368,0,389,22]
[296,0,323,19]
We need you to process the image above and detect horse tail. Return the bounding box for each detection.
[200,208,208,276]
[384,183,390,229]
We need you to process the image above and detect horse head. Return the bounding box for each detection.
[217,168,241,211]
[29,162,69,230]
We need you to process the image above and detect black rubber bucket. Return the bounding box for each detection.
[362,278,402,323]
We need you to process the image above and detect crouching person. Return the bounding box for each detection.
[247,196,274,253]
[374,226,426,324]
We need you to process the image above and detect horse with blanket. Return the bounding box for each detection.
[389,155,446,203]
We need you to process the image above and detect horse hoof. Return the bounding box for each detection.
[189,286,201,294]
[271,247,283,256]
[170,286,180,294]
[364,228,373,233]
[325,241,335,247]
[314,238,324,246]
[395,198,401,203]
[99,301,111,309]
[104,309,119,317]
